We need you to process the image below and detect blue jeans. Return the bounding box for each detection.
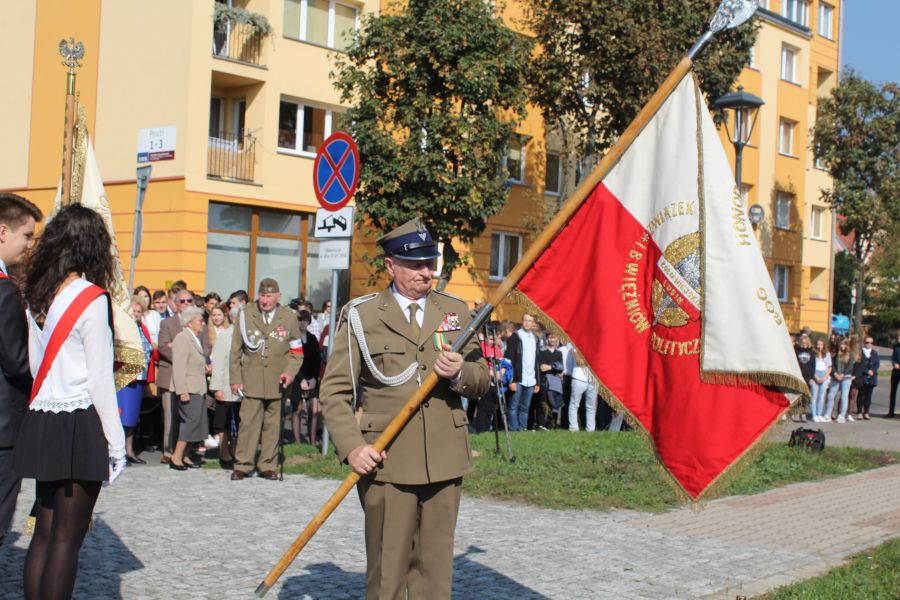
[507,385,534,431]
[825,378,852,419]
[809,370,828,418]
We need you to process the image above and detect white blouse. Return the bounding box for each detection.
[28,279,126,460]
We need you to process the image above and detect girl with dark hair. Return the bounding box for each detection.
[14,204,126,599]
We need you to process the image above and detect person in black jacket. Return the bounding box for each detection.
[858,335,881,420]
[794,335,815,423]
[503,317,541,431]
[0,193,42,544]
[290,310,322,446]
[889,332,900,418]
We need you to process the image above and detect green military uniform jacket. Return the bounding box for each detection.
[320,287,489,485]
[229,303,303,400]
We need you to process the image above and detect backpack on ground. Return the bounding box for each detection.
[788,427,826,452]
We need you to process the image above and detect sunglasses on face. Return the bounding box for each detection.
[177,299,193,304]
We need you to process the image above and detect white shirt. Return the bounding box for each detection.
[560,344,573,376]
[27,278,125,460]
[566,347,593,384]
[391,285,426,328]
[517,328,537,387]
[144,310,161,345]
[0,257,7,276]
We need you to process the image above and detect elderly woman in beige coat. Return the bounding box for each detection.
[170,306,210,470]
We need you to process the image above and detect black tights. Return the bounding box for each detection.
[24,479,101,600]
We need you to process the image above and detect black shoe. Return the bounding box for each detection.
[169,463,188,472]
[126,455,147,465]
[183,461,202,469]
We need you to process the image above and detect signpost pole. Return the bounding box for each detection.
[128,165,152,292]
[321,270,339,455]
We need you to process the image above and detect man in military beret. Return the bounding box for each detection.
[320,218,489,600]
[230,278,304,480]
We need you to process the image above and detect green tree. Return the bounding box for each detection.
[333,0,531,288]
[832,250,855,317]
[526,0,758,193]
[867,222,900,337]
[813,71,900,334]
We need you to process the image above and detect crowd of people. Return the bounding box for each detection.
[467,311,625,435]
[119,281,332,472]
[794,328,892,424]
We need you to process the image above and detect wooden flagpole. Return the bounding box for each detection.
[255,1,758,595]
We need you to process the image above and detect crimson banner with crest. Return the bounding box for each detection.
[516,74,807,499]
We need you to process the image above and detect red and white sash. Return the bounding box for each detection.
[29,279,106,404]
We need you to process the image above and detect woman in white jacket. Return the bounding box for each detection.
[15,204,126,599]
[209,309,239,465]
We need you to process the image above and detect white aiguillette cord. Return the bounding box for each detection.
[348,305,418,388]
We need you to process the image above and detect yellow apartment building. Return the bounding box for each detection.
[0,0,544,317]
[1,1,838,329]
[715,0,841,334]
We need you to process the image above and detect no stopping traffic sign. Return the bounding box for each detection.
[313,132,360,212]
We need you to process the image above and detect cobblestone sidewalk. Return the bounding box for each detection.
[2,459,899,599]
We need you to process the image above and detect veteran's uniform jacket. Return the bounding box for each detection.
[320,288,489,485]
[230,303,303,400]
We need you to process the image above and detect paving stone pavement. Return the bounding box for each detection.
[2,456,900,600]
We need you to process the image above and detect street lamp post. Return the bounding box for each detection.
[713,85,764,188]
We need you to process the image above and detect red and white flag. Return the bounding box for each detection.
[517,74,807,499]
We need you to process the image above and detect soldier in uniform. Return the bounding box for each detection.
[320,218,489,600]
[230,278,304,480]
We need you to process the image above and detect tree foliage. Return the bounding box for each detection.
[813,71,900,331]
[333,0,531,288]
[527,0,758,182]
[867,221,900,337]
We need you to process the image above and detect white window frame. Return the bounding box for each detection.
[545,151,562,196]
[748,44,757,69]
[779,118,795,156]
[774,265,790,302]
[775,192,792,230]
[810,206,825,240]
[286,0,360,51]
[782,0,809,26]
[489,232,522,280]
[278,98,340,158]
[504,135,526,184]
[818,3,834,39]
[781,45,798,83]
[815,155,827,170]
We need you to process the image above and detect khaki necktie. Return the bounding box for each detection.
[408,304,421,339]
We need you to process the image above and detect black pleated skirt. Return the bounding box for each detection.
[14,405,108,482]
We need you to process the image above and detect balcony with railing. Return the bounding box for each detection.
[207,130,257,183]
[212,5,270,67]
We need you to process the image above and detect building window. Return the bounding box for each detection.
[207,202,323,302]
[489,232,521,279]
[747,44,756,69]
[781,45,798,83]
[504,135,526,183]
[810,205,825,239]
[815,156,827,170]
[774,265,790,302]
[782,0,809,26]
[278,99,342,156]
[778,119,795,156]
[775,192,792,229]
[818,3,834,38]
[545,152,561,195]
[284,0,359,51]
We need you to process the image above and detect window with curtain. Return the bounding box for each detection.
[283,0,359,51]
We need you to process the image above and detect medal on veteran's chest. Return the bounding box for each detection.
[433,312,461,350]
[270,325,287,341]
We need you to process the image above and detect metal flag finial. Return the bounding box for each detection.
[687,0,758,60]
[709,0,759,33]
[59,37,85,72]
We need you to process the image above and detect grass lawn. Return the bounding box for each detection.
[260,430,899,512]
[754,537,900,599]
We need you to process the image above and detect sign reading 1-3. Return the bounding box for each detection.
[313,132,360,212]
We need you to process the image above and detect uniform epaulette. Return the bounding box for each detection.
[432,289,465,303]
[348,292,379,308]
